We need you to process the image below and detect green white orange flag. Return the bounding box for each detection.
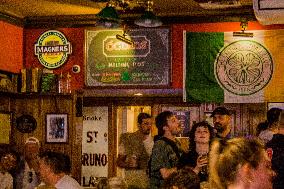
[183,29,284,103]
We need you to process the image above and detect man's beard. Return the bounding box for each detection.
[215,123,224,134]
[142,129,151,135]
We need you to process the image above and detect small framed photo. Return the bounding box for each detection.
[46,113,68,143]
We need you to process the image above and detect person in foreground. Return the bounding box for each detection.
[209,137,275,189]
[38,151,82,189]
[162,168,200,189]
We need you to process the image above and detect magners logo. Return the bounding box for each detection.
[35,30,72,69]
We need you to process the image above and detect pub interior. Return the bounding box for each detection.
[0,0,284,188]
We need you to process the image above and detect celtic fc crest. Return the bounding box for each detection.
[214,40,273,96]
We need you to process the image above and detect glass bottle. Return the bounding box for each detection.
[58,72,64,93]
[66,72,72,93]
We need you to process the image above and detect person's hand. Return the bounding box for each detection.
[127,155,139,168]
[193,155,208,174]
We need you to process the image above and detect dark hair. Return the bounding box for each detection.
[162,168,200,189]
[137,112,151,125]
[209,137,264,189]
[256,121,268,136]
[155,111,174,136]
[39,151,71,174]
[189,121,215,151]
[267,108,282,126]
[211,107,230,117]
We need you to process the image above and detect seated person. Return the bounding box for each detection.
[0,150,17,189]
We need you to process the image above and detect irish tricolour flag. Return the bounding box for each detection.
[183,30,284,103]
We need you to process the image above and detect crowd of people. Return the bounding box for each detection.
[117,107,283,189]
[1,106,283,189]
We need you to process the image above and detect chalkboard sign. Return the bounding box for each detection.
[85,28,171,86]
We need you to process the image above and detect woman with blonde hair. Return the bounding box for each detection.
[209,137,275,189]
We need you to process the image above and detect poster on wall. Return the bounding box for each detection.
[85,28,171,86]
[173,110,190,137]
[81,107,108,188]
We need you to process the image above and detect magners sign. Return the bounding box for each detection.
[35,30,72,69]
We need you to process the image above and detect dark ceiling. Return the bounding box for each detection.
[0,0,255,28]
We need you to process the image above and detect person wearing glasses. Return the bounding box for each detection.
[14,137,41,189]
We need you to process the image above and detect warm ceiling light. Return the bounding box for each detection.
[134,1,162,27]
[134,93,143,96]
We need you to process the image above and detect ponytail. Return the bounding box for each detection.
[209,139,225,189]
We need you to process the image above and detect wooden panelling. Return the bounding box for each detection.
[4,93,82,183]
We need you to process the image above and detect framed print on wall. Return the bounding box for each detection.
[46,113,68,143]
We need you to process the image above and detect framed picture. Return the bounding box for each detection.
[0,111,12,144]
[85,28,171,87]
[46,113,68,143]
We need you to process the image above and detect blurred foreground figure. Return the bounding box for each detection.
[162,168,200,189]
[38,151,81,189]
[0,150,17,189]
[209,137,275,189]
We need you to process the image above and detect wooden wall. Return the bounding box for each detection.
[0,93,82,182]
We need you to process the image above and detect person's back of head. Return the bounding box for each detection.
[267,108,282,127]
[162,168,200,189]
[39,151,71,175]
[209,137,265,189]
[107,177,127,189]
[256,121,269,136]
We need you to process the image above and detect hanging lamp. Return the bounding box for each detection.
[96,1,121,28]
[134,0,162,27]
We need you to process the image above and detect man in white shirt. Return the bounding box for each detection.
[117,113,154,188]
[38,151,82,189]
